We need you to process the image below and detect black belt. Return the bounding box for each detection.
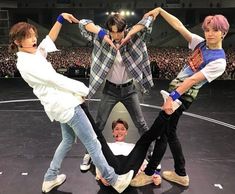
[106,80,133,88]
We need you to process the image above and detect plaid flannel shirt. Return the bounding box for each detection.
[79,16,154,98]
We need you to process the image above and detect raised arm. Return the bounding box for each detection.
[145,7,192,43]
[83,22,100,34]
[48,13,79,42]
[120,16,154,47]
[84,22,116,49]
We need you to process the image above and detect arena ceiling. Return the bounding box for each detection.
[1,0,235,9]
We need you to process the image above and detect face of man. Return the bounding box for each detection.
[204,25,223,48]
[112,123,128,142]
[16,28,38,54]
[109,25,125,43]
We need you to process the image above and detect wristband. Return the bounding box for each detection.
[169,90,181,101]
[57,15,64,24]
[154,170,160,175]
[98,29,107,39]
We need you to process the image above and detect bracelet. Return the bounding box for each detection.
[169,90,181,101]
[98,29,107,39]
[57,15,64,24]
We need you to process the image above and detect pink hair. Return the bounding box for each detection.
[202,15,230,35]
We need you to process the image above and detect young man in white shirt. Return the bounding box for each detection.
[9,13,133,193]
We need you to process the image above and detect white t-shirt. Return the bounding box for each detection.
[106,49,131,84]
[108,142,135,156]
[189,34,226,83]
[16,36,89,123]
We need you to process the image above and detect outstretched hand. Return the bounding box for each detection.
[61,13,79,23]
[144,7,161,20]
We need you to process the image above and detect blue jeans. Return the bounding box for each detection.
[44,105,117,185]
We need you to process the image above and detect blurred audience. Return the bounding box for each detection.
[1,46,234,79]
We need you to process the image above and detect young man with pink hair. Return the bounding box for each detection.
[131,7,230,187]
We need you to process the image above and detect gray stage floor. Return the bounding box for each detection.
[0,78,235,194]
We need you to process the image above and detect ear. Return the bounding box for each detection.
[14,40,20,47]
[221,32,226,39]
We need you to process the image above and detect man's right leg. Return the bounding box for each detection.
[42,123,75,193]
[162,107,189,187]
[129,111,170,187]
[80,92,118,172]
[96,92,118,132]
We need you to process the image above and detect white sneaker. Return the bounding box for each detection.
[160,90,182,112]
[80,153,92,172]
[113,170,134,193]
[95,168,134,193]
[112,170,134,193]
[42,174,66,193]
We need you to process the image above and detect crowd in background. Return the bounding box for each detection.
[0,46,234,79]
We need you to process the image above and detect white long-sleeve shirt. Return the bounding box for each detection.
[16,36,89,123]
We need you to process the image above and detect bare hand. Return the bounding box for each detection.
[100,176,111,186]
[61,13,79,23]
[118,35,131,49]
[103,35,117,50]
[144,7,160,20]
[162,97,174,115]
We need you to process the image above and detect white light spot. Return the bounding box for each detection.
[214,184,223,189]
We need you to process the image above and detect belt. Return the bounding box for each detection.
[106,80,133,88]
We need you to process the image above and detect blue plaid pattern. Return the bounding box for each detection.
[79,17,154,98]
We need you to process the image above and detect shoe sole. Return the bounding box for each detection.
[80,169,89,173]
[80,164,91,173]
[42,178,66,193]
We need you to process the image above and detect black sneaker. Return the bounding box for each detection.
[80,153,91,172]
